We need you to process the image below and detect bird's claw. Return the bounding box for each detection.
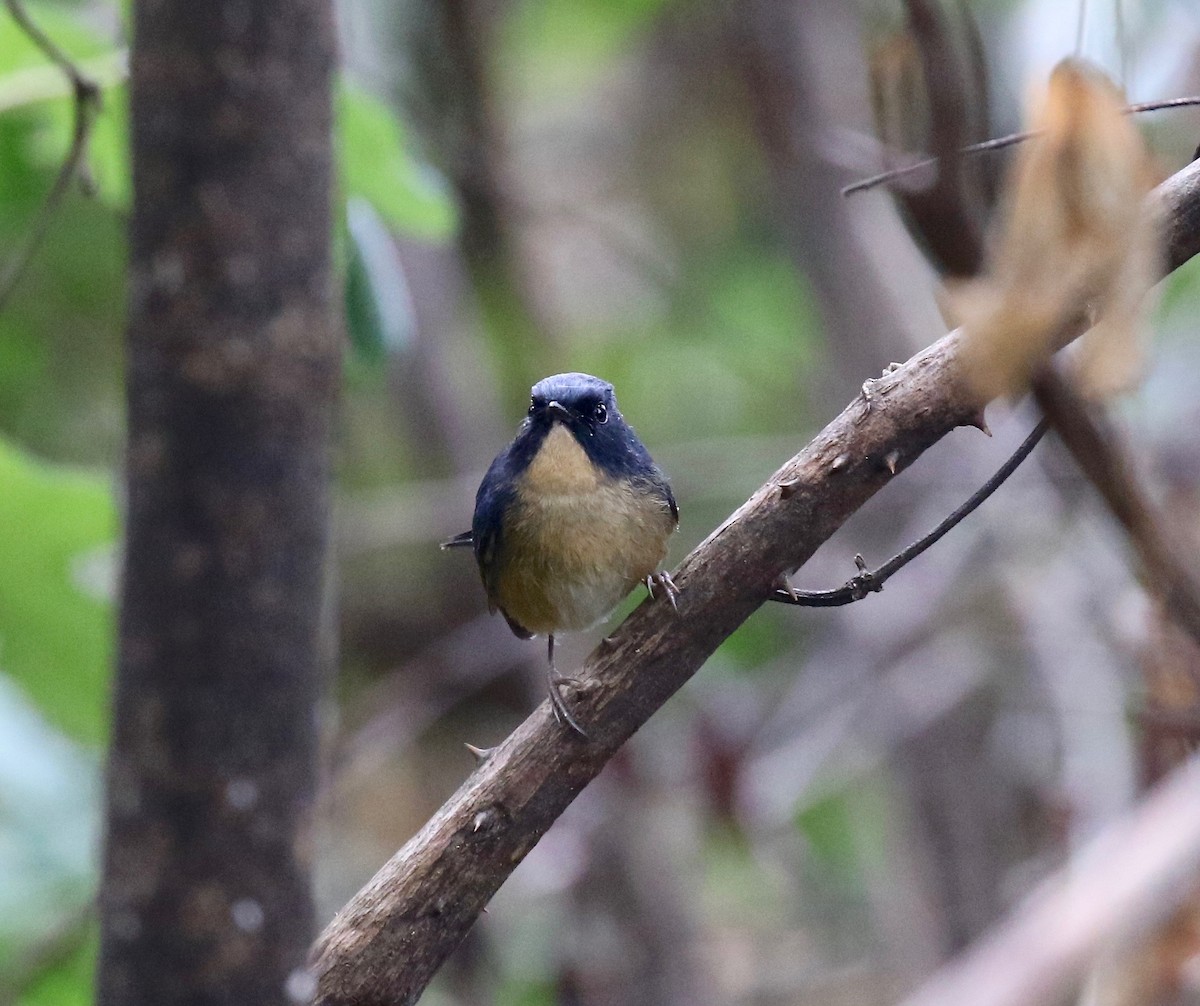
[646,570,680,610]
[548,671,588,739]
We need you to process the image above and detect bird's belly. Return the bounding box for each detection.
[496,481,673,635]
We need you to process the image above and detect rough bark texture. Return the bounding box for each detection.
[97,3,338,1004]
[310,159,1200,1006]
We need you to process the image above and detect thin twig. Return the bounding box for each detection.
[0,0,101,314]
[771,419,1047,607]
[842,94,1200,197]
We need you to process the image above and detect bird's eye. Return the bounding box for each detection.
[593,402,608,424]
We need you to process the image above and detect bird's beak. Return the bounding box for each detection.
[545,401,571,422]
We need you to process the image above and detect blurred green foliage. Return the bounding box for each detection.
[338,81,457,241]
[17,935,94,1006]
[501,0,668,94]
[0,440,114,744]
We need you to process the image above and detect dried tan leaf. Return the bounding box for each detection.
[953,58,1161,400]
[869,31,928,156]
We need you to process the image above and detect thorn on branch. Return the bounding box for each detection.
[774,572,801,602]
[964,410,992,436]
[777,476,802,500]
[464,743,494,765]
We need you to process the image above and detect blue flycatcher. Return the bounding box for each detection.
[444,373,679,736]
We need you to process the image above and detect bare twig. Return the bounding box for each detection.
[0,0,101,314]
[896,751,1200,1006]
[310,159,1200,1006]
[1032,367,1200,649]
[843,94,1200,197]
[771,419,1047,607]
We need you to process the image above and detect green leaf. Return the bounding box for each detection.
[0,438,116,744]
[337,80,457,240]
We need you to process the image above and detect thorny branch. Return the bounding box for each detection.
[311,158,1200,1006]
[771,419,1048,607]
[0,0,101,314]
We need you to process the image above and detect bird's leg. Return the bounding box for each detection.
[546,634,588,739]
[645,570,680,610]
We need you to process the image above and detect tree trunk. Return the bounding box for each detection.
[97,3,338,1004]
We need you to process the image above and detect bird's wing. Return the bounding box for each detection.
[662,477,679,523]
[500,609,534,640]
[471,455,514,602]
[471,455,540,640]
[635,469,678,524]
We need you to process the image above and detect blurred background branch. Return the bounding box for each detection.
[899,751,1200,1006]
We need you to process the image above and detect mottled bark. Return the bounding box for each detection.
[310,152,1200,1006]
[97,3,338,1004]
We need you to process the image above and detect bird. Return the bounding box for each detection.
[443,372,679,737]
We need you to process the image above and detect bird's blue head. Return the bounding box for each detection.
[506,372,657,480]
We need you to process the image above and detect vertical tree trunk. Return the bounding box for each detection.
[97,4,338,1004]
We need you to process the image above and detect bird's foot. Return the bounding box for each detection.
[547,669,589,739]
[646,570,680,610]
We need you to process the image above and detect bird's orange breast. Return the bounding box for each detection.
[492,424,675,634]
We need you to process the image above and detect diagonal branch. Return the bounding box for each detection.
[311,158,1200,1006]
